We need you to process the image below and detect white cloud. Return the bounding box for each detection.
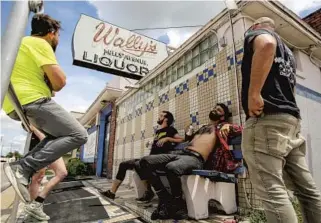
[53,73,109,112]
[0,110,26,155]
[13,134,27,144]
[54,93,92,112]
[166,30,195,48]
[88,1,226,48]
[279,0,321,14]
[0,110,21,131]
[87,0,321,48]
[88,1,226,29]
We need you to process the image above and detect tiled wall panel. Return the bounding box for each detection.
[115,43,244,155]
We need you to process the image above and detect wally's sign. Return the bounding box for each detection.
[72,14,168,80]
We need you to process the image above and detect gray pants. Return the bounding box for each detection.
[9,98,88,175]
[242,113,321,223]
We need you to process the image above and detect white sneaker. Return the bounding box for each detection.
[25,201,50,221]
[24,214,48,223]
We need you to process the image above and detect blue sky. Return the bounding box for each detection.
[1,0,320,155]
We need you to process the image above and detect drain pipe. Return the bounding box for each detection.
[225,0,243,125]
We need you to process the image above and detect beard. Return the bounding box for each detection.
[51,43,57,52]
[209,111,223,121]
[50,40,58,52]
[157,119,164,125]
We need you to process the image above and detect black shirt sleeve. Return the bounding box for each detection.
[168,127,178,137]
[245,29,275,51]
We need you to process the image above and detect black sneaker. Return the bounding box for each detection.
[171,198,188,220]
[101,190,115,200]
[136,190,155,203]
[151,199,170,220]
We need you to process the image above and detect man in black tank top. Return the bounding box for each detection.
[241,17,321,223]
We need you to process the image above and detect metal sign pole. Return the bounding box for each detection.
[7,84,32,132]
[0,0,31,107]
[1,1,44,222]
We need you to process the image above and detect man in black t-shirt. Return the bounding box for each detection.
[101,111,183,203]
[149,120,180,155]
[241,17,321,222]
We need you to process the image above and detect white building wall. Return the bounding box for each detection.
[108,76,138,91]
[296,51,321,94]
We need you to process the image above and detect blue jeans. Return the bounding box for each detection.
[140,151,204,198]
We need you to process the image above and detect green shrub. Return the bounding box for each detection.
[66,158,87,176]
[45,169,53,176]
[66,158,95,176]
[248,197,303,223]
[291,196,303,223]
[249,209,267,223]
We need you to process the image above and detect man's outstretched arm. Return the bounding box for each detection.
[167,134,184,143]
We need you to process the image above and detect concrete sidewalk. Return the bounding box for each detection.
[1,186,16,222]
[1,174,249,223]
[1,163,16,222]
[1,176,143,223]
[85,178,242,223]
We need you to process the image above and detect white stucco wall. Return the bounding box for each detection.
[296,51,321,94]
[294,48,321,190]
[296,94,321,190]
[108,76,138,90]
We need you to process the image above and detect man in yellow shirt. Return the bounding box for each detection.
[3,14,88,220]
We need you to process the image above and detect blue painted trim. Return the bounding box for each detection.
[96,104,112,177]
[296,84,321,104]
[80,145,84,160]
[88,125,98,134]
[101,104,112,116]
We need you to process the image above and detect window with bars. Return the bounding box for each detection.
[192,46,200,69]
[146,82,152,98]
[209,33,219,59]
[200,38,209,65]
[177,58,184,78]
[151,78,156,94]
[166,67,172,85]
[155,76,161,92]
[161,71,166,83]
[140,90,144,102]
[172,63,178,82]
[184,51,192,74]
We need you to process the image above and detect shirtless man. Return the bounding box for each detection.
[139,103,241,220]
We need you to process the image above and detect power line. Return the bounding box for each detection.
[130,24,204,32]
